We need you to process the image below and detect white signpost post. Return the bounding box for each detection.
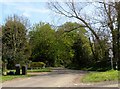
[109,48,113,70]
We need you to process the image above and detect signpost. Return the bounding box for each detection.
[109,48,113,70]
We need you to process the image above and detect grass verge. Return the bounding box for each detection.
[1,75,34,82]
[7,68,52,73]
[1,68,51,82]
[27,68,52,72]
[82,70,118,83]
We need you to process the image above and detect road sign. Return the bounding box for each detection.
[109,48,113,69]
[109,49,113,58]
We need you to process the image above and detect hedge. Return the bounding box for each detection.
[29,62,45,68]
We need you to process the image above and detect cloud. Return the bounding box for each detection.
[22,12,30,17]
[1,2,16,5]
[0,0,49,2]
[18,6,50,14]
[1,2,51,16]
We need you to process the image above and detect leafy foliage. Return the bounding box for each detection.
[29,22,57,66]
[29,22,92,68]
[2,15,30,69]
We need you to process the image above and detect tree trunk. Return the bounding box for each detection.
[112,30,118,69]
[115,2,120,70]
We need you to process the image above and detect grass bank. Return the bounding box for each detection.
[2,68,52,82]
[27,68,51,72]
[2,75,34,82]
[82,70,118,83]
[7,67,52,73]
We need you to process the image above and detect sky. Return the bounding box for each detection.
[0,0,106,27]
[0,1,80,26]
[0,0,118,26]
[0,2,55,25]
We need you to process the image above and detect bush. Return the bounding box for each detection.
[30,62,45,68]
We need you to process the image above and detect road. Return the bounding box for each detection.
[2,68,118,87]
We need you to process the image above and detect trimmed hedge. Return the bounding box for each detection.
[29,62,45,68]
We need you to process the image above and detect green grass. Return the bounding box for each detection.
[1,75,34,82]
[7,67,52,73]
[27,68,52,72]
[82,70,118,83]
[1,68,51,82]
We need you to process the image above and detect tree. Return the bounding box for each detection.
[55,22,77,67]
[56,22,92,68]
[29,22,56,66]
[93,1,120,69]
[48,1,100,43]
[115,2,120,70]
[72,34,92,69]
[0,26,1,57]
[48,1,120,69]
[2,15,30,69]
[29,22,92,68]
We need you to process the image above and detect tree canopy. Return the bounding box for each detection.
[2,15,30,69]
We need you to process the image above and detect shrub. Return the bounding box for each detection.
[30,62,45,68]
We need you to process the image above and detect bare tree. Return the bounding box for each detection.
[98,1,120,68]
[114,2,120,69]
[48,1,120,69]
[48,1,100,40]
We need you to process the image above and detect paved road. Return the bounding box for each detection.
[2,68,119,87]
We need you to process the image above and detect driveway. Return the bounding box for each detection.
[2,68,118,87]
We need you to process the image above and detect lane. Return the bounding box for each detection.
[2,68,118,87]
[2,68,87,87]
